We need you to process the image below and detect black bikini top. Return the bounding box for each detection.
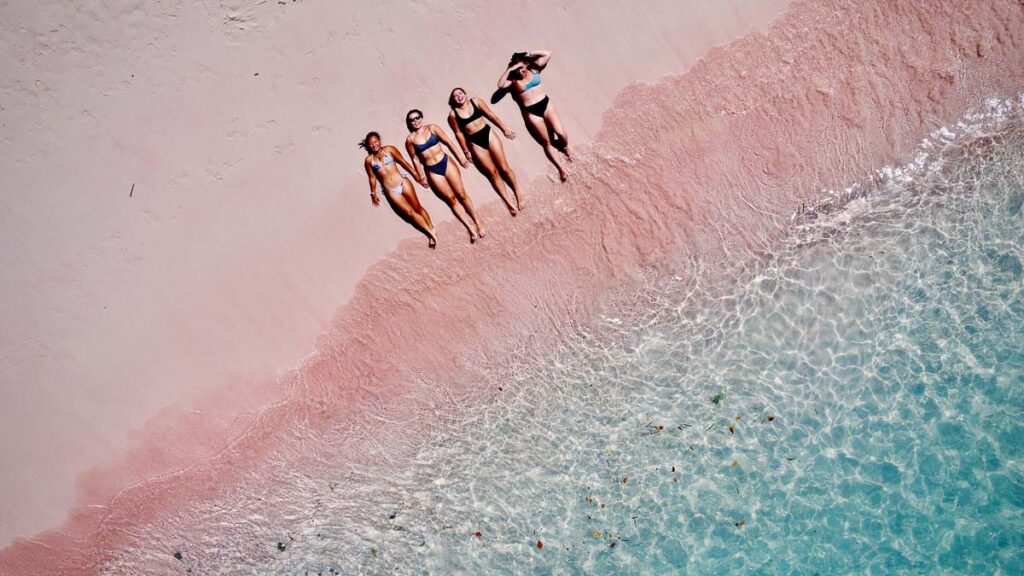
[454,100,485,129]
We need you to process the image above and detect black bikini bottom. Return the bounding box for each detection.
[524,96,550,118]
[466,125,491,149]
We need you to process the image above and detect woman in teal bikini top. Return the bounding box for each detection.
[497,50,573,182]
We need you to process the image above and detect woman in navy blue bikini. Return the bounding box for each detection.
[405,109,486,243]
[498,50,573,182]
[447,87,524,216]
[360,131,438,249]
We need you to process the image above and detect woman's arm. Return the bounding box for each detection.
[388,146,421,184]
[447,112,472,160]
[364,158,380,206]
[528,50,551,70]
[405,139,428,185]
[432,124,468,167]
[497,65,517,89]
[475,98,516,140]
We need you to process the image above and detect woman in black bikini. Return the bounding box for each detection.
[405,109,485,243]
[360,131,438,249]
[497,50,572,182]
[447,88,524,215]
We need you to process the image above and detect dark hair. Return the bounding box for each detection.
[357,131,380,151]
[405,109,423,131]
[448,88,467,109]
[507,65,525,81]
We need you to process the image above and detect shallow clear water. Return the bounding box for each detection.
[113,109,1024,575]
[313,123,1023,576]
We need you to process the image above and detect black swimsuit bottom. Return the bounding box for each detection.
[524,96,550,118]
[466,124,491,149]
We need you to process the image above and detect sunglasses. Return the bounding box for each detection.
[408,115,423,122]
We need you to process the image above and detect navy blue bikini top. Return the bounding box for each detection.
[412,131,440,154]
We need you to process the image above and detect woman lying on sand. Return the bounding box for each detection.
[497,50,573,182]
[447,87,524,216]
[405,109,486,243]
[360,131,438,249]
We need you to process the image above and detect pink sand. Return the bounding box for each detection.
[3,0,1024,572]
[0,0,788,551]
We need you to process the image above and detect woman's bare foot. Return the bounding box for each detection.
[428,236,437,249]
[558,169,568,183]
[508,205,518,217]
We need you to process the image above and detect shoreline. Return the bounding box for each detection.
[3,0,1023,572]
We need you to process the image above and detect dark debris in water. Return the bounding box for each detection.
[277,541,288,552]
[710,393,725,405]
[173,551,182,561]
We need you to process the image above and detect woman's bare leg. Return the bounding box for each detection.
[445,164,485,239]
[429,170,478,241]
[489,135,523,211]
[523,111,568,182]
[387,186,436,247]
[406,185,435,230]
[472,142,517,216]
[544,103,572,162]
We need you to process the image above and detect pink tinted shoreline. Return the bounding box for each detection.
[3,0,1024,572]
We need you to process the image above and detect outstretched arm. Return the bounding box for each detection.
[447,112,471,160]
[432,124,468,167]
[388,146,421,185]
[405,139,428,185]
[476,98,516,140]
[528,50,551,70]
[364,158,380,206]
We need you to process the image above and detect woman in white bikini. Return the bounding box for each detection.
[447,87,524,215]
[360,131,438,249]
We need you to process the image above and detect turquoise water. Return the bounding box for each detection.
[111,107,1024,575]
[316,117,1024,574]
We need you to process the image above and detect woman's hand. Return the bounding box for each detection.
[503,127,517,140]
[418,174,429,187]
[464,149,473,164]
[459,155,470,169]
[370,192,381,206]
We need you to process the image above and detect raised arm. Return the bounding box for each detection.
[432,124,468,166]
[497,65,517,89]
[528,50,551,70]
[475,98,516,140]
[405,138,427,185]
[364,157,380,206]
[447,112,471,159]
